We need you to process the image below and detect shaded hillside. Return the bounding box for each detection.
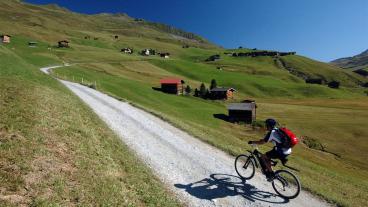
[0,0,215,48]
[331,49,368,71]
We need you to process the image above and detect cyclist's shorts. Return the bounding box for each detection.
[266,147,289,161]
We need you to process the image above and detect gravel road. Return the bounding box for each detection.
[41,66,331,207]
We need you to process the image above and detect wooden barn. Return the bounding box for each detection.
[305,78,325,85]
[58,40,69,48]
[28,42,37,47]
[328,81,340,89]
[141,49,156,56]
[160,53,170,58]
[121,47,133,54]
[227,101,256,123]
[210,87,236,100]
[160,78,184,95]
[1,35,11,44]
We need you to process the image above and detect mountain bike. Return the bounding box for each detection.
[234,144,301,199]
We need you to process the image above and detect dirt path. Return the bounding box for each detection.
[41,66,332,207]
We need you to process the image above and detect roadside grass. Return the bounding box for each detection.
[0,47,181,206]
[54,62,368,207]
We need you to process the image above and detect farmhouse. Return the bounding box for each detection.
[210,87,236,100]
[121,47,133,54]
[206,54,221,61]
[141,49,156,56]
[232,51,296,58]
[227,101,256,123]
[160,78,184,95]
[328,81,340,89]
[28,42,37,47]
[159,53,170,58]
[353,69,368,78]
[1,35,11,44]
[305,78,325,85]
[58,40,69,48]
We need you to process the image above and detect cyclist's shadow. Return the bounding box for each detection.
[174,174,289,204]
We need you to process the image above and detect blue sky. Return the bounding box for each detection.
[25,0,368,62]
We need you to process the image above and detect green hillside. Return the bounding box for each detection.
[1,0,368,206]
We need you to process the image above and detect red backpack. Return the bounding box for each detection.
[277,127,299,148]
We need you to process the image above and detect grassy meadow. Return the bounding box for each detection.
[1,0,368,206]
[53,54,368,207]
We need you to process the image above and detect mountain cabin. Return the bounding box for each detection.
[121,48,133,54]
[1,35,11,44]
[227,100,256,123]
[58,40,69,48]
[160,53,170,58]
[160,78,184,95]
[28,42,38,47]
[210,87,236,100]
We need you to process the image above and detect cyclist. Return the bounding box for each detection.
[248,118,291,181]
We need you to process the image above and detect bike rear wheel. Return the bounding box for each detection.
[234,154,255,180]
[272,169,301,199]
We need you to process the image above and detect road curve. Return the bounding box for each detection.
[41,66,331,207]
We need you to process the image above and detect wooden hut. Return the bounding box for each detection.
[305,78,324,85]
[328,81,340,89]
[1,35,11,44]
[227,101,256,123]
[206,54,220,61]
[210,87,236,100]
[160,78,184,95]
[28,42,38,47]
[160,53,170,58]
[141,49,156,56]
[121,48,133,54]
[58,40,69,48]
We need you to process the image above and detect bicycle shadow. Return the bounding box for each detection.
[174,173,289,204]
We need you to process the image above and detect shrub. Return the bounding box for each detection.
[194,88,199,97]
[210,79,217,90]
[185,85,192,95]
[199,83,207,97]
[302,136,325,151]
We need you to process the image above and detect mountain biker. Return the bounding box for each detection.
[248,118,291,181]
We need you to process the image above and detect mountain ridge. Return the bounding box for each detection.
[331,49,368,71]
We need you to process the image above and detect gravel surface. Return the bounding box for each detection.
[42,66,332,207]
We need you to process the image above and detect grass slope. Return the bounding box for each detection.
[53,61,368,207]
[0,1,367,206]
[0,44,180,206]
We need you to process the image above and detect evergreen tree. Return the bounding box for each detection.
[199,83,207,97]
[194,88,199,97]
[185,85,192,95]
[205,89,210,99]
[210,79,217,90]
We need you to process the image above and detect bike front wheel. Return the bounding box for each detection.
[272,169,301,199]
[234,154,255,180]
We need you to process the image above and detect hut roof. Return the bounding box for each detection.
[59,40,69,43]
[1,34,11,37]
[160,78,183,84]
[227,103,255,111]
[211,87,236,92]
